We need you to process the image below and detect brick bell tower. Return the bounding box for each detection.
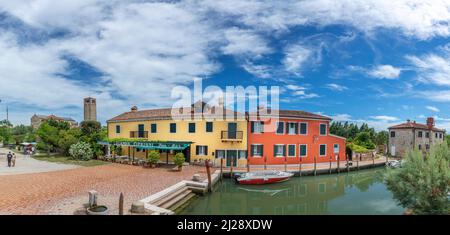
[84,97,97,121]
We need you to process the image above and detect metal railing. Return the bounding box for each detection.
[130,131,148,138]
[221,131,243,140]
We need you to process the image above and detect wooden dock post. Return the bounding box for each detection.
[337,154,340,174]
[119,193,124,215]
[314,155,317,176]
[284,156,287,172]
[346,154,349,172]
[372,152,375,166]
[206,160,212,193]
[230,157,234,178]
[298,157,302,177]
[247,162,250,173]
[220,157,224,182]
[264,155,267,170]
[329,156,332,174]
[357,154,360,171]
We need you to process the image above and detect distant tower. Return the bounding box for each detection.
[84,97,97,121]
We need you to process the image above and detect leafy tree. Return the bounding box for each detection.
[0,125,12,144]
[46,119,70,130]
[80,121,101,136]
[69,141,93,161]
[173,152,185,170]
[147,150,160,167]
[36,122,60,153]
[354,132,376,149]
[375,131,389,146]
[58,128,82,155]
[385,144,450,214]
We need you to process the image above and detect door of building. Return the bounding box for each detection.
[226,150,237,167]
[390,145,396,157]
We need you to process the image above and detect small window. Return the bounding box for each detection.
[196,146,208,155]
[115,125,121,134]
[390,131,395,137]
[170,123,176,133]
[151,123,157,133]
[251,144,263,157]
[435,133,438,138]
[426,144,430,150]
[418,144,422,150]
[251,121,264,133]
[319,144,326,156]
[299,144,307,157]
[138,124,145,138]
[288,144,296,157]
[274,145,285,157]
[418,131,423,137]
[333,144,339,154]
[206,122,213,132]
[299,123,307,135]
[425,132,429,138]
[439,133,443,138]
[216,150,225,159]
[320,124,327,135]
[287,122,298,135]
[276,122,284,134]
[188,123,196,133]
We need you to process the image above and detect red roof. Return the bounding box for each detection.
[388,122,445,132]
[248,109,331,120]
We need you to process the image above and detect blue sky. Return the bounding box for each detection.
[1,1,450,131]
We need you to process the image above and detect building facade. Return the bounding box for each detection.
[106,103,248,167]
[247,110,346,165]
[105,104,346,167]
[388,117,446,157]
[31,114,78,129]
[84,97,97,121]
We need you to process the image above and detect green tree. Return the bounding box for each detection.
[385,144,450,214]
[58,128,82,155]
[375,131,389,146]
[147,150,160,167]
[354,132,376,149]
[173,152,185,170]
[36,122,60,154]
[80,121,101,136]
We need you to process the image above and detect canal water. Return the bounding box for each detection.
[179,167,405,215]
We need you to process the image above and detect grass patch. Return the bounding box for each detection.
[32,155,108,167]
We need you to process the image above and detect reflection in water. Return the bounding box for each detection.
[180,168,405,215]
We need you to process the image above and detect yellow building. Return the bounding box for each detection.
[105,103,248,167]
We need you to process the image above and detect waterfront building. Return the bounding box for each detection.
[106,102,248,166]
[30,114,78,129]
[247,110,346,165]
[388,117,446,157]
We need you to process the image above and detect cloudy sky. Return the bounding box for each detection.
[1,0,450,131]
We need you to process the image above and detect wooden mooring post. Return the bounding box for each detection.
[220,158,224,182]
[372,152,375,166]
[247,162,250,173]
[264,155,267,170]
[284,156,287,172]
[314,156,317,176]
[230,157,234,179]
[346,154,350,172]
[357,154,360,171]
[337,155,340,174]
[119,192,124,215]
[298,158,302,177]
[329,156,332,174]
[205,160,212,193]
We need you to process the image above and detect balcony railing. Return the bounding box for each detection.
[221,131,243,141]
[130,131,148,138]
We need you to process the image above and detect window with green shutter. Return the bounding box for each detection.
[274,145,285,157]
[320,124,327,135]
[188,123,196,133]
[115,125,121,134]
[251,144,263,156]
[206,122,213,132]
[288,144,296,157]
[170,123,176,133]
[319,144,326,156]
[151,123,157,133]
[276,122,284,134]
[299,123,307,134]
[299,144,307,157]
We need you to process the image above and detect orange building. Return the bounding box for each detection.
[247,110,346,165]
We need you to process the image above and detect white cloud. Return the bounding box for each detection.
[285,84,319,99]
[282,44,314,75]
[369,115,400,121]
[222,27,271,57]
[325,83,348,92]
[419,90,450,102]
[407,53,450,86]
[368,65,401,79]
[241,61,272,79]
[426,106,440,112]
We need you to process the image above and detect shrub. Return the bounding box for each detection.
[173,152,185,169]
[147,150,160,166]
[385,144,450,214]
[69,141,93,161]
[347,142,369,153]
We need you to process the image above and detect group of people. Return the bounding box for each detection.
[6,151,16,167]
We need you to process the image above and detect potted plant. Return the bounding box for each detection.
[173,152,185,171]
[146,150,160,168]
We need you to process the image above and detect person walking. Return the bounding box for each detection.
[6,151,12,167]
[12,153,16,167]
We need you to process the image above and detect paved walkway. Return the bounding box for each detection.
[0,162,205,214]
[0,148,79,176]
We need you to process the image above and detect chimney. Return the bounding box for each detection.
[131,106,138,112]
[427,117,434,129]
[406,119,410,123]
